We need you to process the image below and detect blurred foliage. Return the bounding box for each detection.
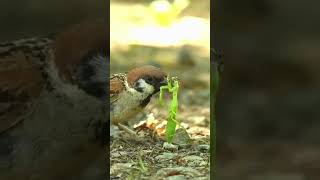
[149,0,190,26]
[110,0,209,51]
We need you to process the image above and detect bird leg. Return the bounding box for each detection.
[117,123,139,138]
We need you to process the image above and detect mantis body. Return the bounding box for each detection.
[159,76,179,143]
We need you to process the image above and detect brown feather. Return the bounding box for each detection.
[127,65,167,87]
[110,76,124,95]
[53,20,108,81]
[0,39,49,134]
[110,74,125,103]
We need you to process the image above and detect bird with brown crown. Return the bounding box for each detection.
[110,65,167,137]
[0,20,108,180]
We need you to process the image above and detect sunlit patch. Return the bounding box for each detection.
[150,0,171,13]
[127,16,209,48]
[110,3,209,50]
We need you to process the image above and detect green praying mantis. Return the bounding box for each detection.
[159,76,179,144]
[158,49,222,146]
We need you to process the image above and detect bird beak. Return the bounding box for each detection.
[155,78,167,93]
[160,78,168,86]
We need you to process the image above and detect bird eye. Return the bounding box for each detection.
[145,76,153,84]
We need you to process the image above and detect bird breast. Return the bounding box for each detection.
[110,86,151,124]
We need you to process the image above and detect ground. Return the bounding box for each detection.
[109,51,211,178]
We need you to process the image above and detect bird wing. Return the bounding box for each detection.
[110,74,126,104]
[0,38,51,134]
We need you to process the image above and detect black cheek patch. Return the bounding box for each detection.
[134,81,144,93]
[79,63,95,79]
[135,87,144,93]
[76,54,108,100]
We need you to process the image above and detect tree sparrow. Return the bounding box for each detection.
[110,65,167,136]
[0,20,108,179]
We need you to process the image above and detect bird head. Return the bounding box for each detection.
[127,65,167,96]
[50,20,109,145]
[52,20,109,101]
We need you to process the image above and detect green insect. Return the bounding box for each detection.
[159,76,179,144]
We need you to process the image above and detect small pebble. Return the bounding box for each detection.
[197,144,210,152]
[181,155,204,167]
[155,152,178,161]
[166,175,186,180]
[156,167,201,177]
[163,142,179,151]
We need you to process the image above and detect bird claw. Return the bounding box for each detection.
[117,123,141,141]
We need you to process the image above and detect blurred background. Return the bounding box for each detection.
[110,0,210,179]
[0,0,106,41]
[214,0,320,179]
[110,0,209,69]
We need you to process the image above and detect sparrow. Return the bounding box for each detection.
[0,20,108,180]
[110,65,167,137]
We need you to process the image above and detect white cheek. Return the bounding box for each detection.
[137,79,154,94]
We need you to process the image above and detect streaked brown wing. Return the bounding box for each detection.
[110,75,125,103]
[0,39,49,134]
